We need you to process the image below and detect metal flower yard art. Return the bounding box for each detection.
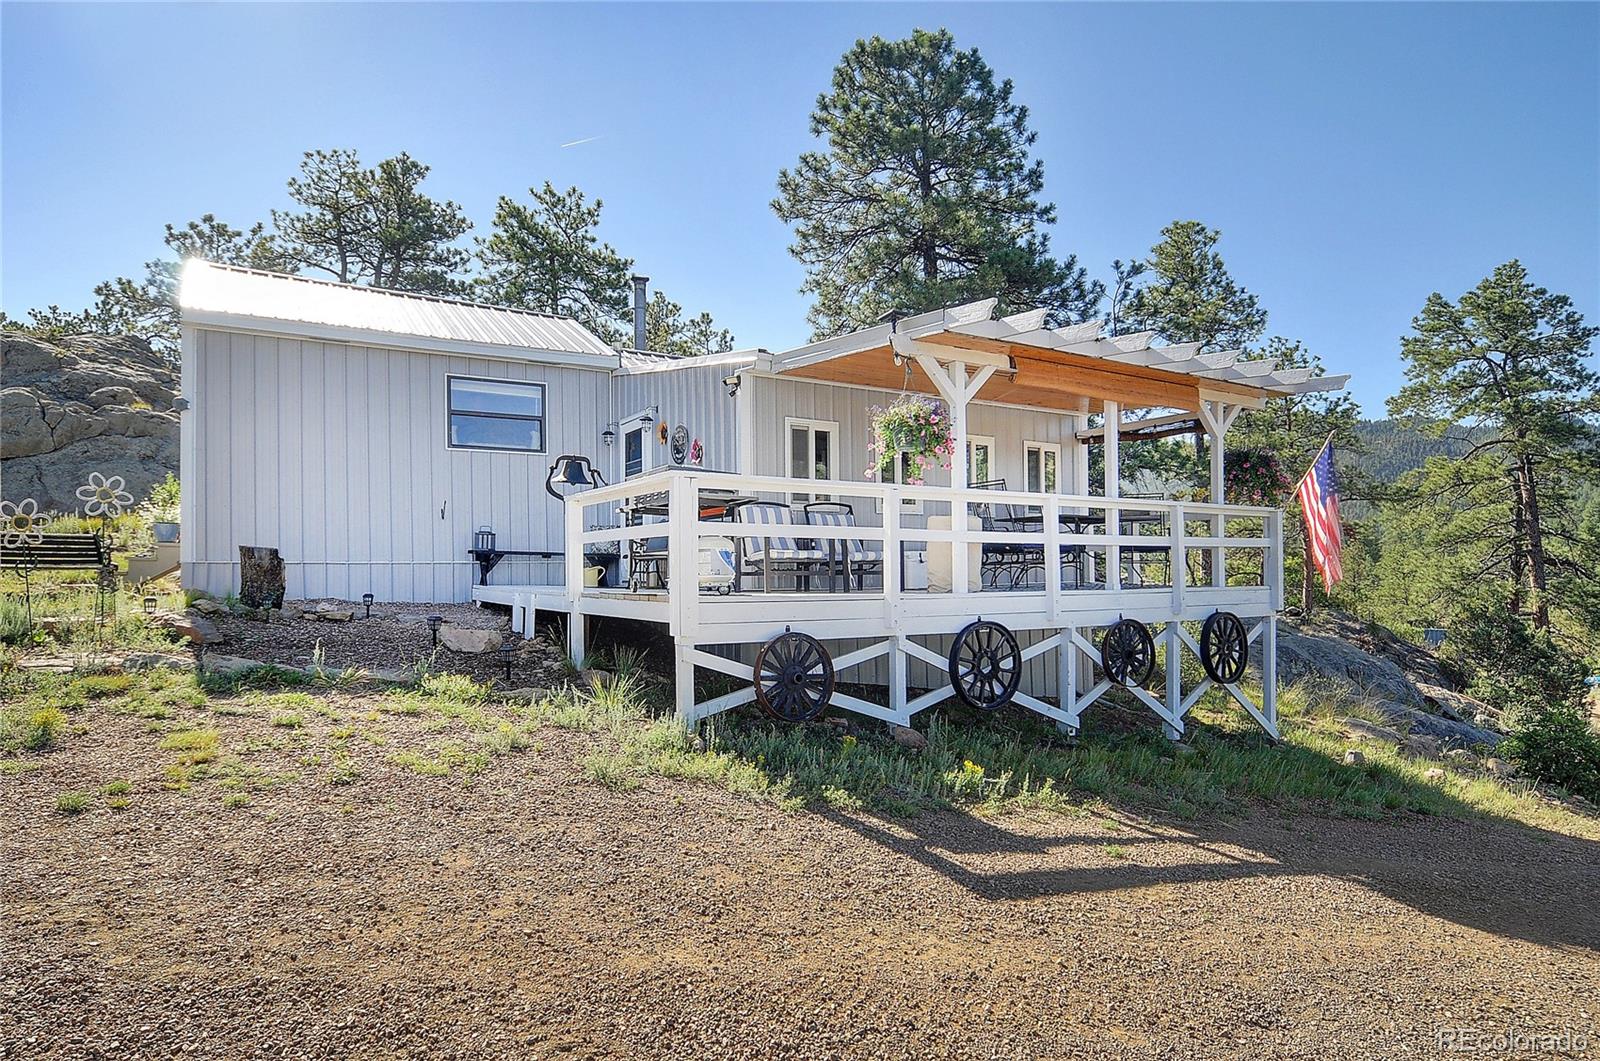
[77,472,134,519]
[0,498,50,549]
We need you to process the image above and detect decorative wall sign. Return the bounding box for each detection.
[77,472,133,518]
[0,498,50,549]
[688,438,704,466]
[671,425,689,465]
[657,420,669,445]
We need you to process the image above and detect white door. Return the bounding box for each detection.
[620,413,657,479]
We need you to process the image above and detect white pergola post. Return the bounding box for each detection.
[893,336,1000,597]
[1198,399,1241,589]
[947,361,969,489]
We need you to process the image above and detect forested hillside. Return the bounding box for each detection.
[1347,419,1486,483]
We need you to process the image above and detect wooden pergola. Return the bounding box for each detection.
[771,299,1347,509]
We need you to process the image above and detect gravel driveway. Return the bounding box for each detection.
[4,691,1597,1059]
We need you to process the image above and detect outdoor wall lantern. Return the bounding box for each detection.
[427,614,444,647]
[361,593,374,619]
[474,526,496,552]
[601,424,616,447]
[499,639,515,682]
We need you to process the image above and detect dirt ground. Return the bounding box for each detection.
[4,691,1598,1060]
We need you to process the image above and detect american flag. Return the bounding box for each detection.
[1296,439,1344,590]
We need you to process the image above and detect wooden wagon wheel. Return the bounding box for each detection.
[1200,611,1249,685]
[1100,619,1155,687]
[948,620,1022,712]
[753,629,834,723]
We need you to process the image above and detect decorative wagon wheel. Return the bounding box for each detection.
[948,620,1022,712]
[1100,619,1155,688]
[753,629,835,723]
[1200,611,1249,686]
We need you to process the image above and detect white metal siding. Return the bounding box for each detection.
[611,363,741,482]
[183,328,611,603]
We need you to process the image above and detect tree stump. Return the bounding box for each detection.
[239,546,285,609]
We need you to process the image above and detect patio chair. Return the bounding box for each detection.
[1117,497,1171,587]
[732,501,828,592]
[627,534,669,592]
[803,502,882,591]
[970,480,1044,590]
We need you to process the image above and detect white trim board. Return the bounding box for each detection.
[182,313,621,371]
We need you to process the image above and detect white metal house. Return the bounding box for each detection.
[178,260,1347,739]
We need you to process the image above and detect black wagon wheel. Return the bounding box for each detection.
[1100,619,1155,688]
[948,620,1022,712]
[753,630,835,723]
[1200,611,1249,686]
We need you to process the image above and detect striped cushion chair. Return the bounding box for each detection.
[804,502,882,591]
[733,501,827,592]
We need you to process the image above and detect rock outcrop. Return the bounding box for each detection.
[1253,608,1504,749]
[1,331,179,512]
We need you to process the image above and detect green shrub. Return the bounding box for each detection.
[1451,605,1586,718]
[0,597,30,646]
[56,792,89,814]
[1500,702,1600,802]
[2,705,65,751]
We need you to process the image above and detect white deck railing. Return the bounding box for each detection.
[563,468,1283,624]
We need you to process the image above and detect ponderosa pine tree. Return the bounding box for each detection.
[475,183,634,343]
[773,29,1101,338]
[645,291,736,357]
[273,149,471,294]
[1388,260,1600,631]
[1121,221,1267,352]
[1232,338,1362,609]
[84,215,289,359]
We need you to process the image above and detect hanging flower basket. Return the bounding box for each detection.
[1225,448,1290,506]
[864,396,953,486]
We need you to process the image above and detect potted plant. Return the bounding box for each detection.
[142,473,182,543]
[864,396,953,485]
[1224,448,1290,506]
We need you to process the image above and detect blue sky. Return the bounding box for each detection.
[3,2,1596,414]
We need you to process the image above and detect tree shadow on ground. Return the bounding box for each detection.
[821,793,1600,953]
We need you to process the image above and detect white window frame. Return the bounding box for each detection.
[875,449,925,514]
[1024,441,1062,494]
[785,416,838,502]
[619,410,657,480]
[967,434,997,487]
[445,375,547,454]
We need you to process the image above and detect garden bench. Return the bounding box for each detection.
[0,533,113,574]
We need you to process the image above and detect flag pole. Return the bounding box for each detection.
[1294,430,1340,610]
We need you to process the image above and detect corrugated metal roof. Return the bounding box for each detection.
[771,299,1349,397]
[179,260,619,364]
[616,348,762,375]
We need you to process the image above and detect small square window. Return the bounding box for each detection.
[448,377,546,453]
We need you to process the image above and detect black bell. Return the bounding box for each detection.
[544,455,606,500]
[555,460,594,487]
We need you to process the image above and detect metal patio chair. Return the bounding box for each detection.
[732,501,828,592]
[803,502,882,591]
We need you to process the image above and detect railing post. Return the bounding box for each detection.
[1105,500,1121,593]
[668,472,696,638]
[1170,502,1185,616]
[883,484,902,627]
[564,493,584,665]
[952,489,970,596]
[1044,493,1061,622]
[1264,508,1283,611]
